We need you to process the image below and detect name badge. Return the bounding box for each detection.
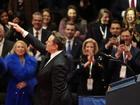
[87,78,94,90]
[120,65,127,78]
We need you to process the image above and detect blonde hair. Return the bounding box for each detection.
[10,40,28,54]
[123,8,138,28]
[96,8,111,22]
[82,38,99,55]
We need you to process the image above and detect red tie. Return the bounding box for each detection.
[131,0,135,8]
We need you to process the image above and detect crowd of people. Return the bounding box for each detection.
[0,0,140,105]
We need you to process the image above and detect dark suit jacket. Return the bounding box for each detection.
[1,39,14,57]
[0,39,14,94]
[28,28,51,44]
[34,51,73,105]
[108,46,140,83]
[71,38,82,67]
[24,33,76,105]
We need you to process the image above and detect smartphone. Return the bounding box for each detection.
[120,40,125,44]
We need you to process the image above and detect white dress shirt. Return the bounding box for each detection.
[0,39,5,56]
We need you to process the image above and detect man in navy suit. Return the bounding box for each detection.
[64,21,82,67]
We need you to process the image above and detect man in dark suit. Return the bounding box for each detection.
[9,22,77,105]
[64,22,82,94]
[64,21,82,67]
[0,24,14,104]
[108,28,140,83]
[111,0,140,20]
[27,12,51,64]
[28,11,50,45]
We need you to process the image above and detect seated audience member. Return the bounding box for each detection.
[108,28,140,83]
[0,40,37,105]
[76,38,106,96]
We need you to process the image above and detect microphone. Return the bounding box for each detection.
[100,53,138,83]
[100,52,118,60]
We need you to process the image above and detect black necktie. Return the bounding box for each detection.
[35,31,39,39]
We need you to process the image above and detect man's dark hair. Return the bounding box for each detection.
[52,31,66,50]
[110,19,122,27]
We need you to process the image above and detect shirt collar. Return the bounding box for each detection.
[50,50,63,59]
[33,28,42,35]
[0,38,5,45]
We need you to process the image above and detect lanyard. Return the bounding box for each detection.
[89,62,93,77]
[100,26,107,39]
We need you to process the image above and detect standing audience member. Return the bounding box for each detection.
[8,0,39,28]
[108,28,140,83]
[76,38,105,96]
[28,12,50,45]
[0,40,37,105]
[9,22,77,105]
[64,21,82,94]
[77,0,97,22]
[123,8,140,48]
[111,0,140,21]
[42,8,57,32]
[87,8,111,49]
[27,12,51,63]
[0,24,14,57]
[39,0,77,25]
[64,21,82,67]
[0,10,10,33]
[102,19,122,87]
[59,5,87,41]
[0,23,14,105]
[6,12,24,42]
[104,20,122,54]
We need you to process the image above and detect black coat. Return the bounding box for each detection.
[23,33,77,105]
[76,54,106,96]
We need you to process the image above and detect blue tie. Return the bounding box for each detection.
[67,40,71,54]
